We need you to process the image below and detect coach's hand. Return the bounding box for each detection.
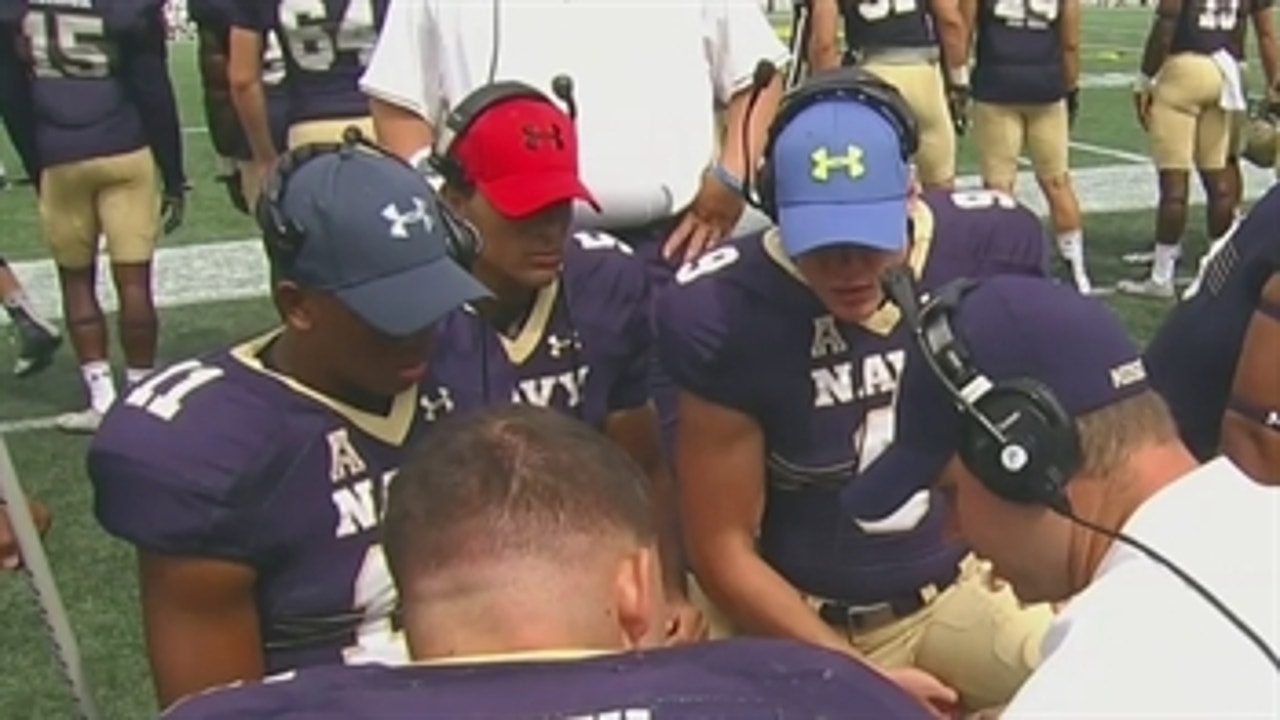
[663,596,709,646]
[884,667,960,720]
[663,170,745,265]
[1,498,52,570]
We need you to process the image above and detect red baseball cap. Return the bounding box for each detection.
[452,98,600,218]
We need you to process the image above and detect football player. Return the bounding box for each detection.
[160,405,934,720]
[1120,0,1279,298]
[11,0,186,432]
[808,0,969,189]
[962,0,1094,294]
[227,0,387,201]
[88,142,490,709]
[423,83,706,644]
[188,0,288,213]
[655,68,1054,716]
[0,5,62,378]
[1144,182,1280,486]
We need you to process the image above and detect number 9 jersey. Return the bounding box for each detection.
[89,333,425,673]
[231,0,388,129]
[655,189,1050,604]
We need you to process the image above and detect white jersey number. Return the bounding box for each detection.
[1197,0,1241,31]
[279,0,378,72]
[858,0,920,22]
[675,246,741,285]
[342,544,407,665]
[263,30,288,86]
[950,188,1019,211]
[573,231,635,255]
[992,0,1060,24]
[22,12,112,80]
[124,361,225,422]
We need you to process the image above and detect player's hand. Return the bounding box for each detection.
[217,169,250,215]
[947,86,971,136]
[1066,89,1080,128]
[1,498,52,570]
[1133,90,1153,131]
[161,185,189,235]
[663,169,745,265]
[883,667,960,719]
[663,595,709,646]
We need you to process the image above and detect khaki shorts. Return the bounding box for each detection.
[693,554,1052,711]
[39,147,160,269]
[973,100,1070,188]
[1149,53,1232,171]
[861,61,956,187]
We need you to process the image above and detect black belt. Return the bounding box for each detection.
[813,567,961,632]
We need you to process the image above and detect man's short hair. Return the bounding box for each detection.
[1076,389,1179,479]
[383,405,656,587]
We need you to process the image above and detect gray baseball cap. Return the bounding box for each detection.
[272,149,490,337]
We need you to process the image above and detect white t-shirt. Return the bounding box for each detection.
[1005,457,1280,718]
[360,0,789,228]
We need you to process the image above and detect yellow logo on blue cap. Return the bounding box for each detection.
[810,145,865,182]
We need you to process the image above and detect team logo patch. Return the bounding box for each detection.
[382,197,434,239]
[810,145,865,182]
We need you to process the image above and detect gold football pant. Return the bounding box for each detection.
[860,60,956,186]
[973,100,1071,187]
[1149,53,1232,171]
[39,147,161,270]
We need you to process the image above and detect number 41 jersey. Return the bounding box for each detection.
[656,189,1049,605]
[231,0,388,125]
[90,333,421,673]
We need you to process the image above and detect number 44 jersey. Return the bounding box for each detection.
[90,333,423,673]
[655,189,1050,605]
[230,0,388,125]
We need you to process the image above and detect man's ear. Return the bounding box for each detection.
[613,545,666,650]
[274,281,313,332]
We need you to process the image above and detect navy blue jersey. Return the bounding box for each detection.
[1145,185,1280,460]
[230,0,387,125]
[162,639,932,720]
[89,333,440,673]
[422,231,651,428]
[18,0,184,190]
[1172,0,1251,56]
[0,10,39,179]
[972,0,1068,103]
[841,0,937,52]
[656,189,1049,604]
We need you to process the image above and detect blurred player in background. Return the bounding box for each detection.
[89,143,489,709]
[228,0,388,205]
[1145,181,1280,485]
[10,0,186,432]
[161,405,935,720]
[655,68,1054,717]
[188,0,289,213]
[963,0,1094,294]
[1121,0,1279,298]
[806,0,969,189]
[0,4,61,378]
[421,82,705,643]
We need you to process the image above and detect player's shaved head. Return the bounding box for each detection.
[384,404,665,657]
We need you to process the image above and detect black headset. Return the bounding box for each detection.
[751,66,921,222]
[428,77,579,191]
[255,126,483,271]
[886,272,1082,507]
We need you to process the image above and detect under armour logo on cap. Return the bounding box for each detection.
[523,124,565,150]
[382,197,434,239]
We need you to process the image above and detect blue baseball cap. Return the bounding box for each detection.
[773,99,911,257]
[272,150,491,337]
[841,276,1150,520]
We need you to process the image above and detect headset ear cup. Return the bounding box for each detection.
[960,382,1077,506]
[438,202,482,271]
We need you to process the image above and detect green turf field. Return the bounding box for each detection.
[0,8,1270,717]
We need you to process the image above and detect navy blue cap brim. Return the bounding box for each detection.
[842,442,952,521]
[778,196,909,257]
[334,257,491,337]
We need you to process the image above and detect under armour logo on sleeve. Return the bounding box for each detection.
[381,197,434,239]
